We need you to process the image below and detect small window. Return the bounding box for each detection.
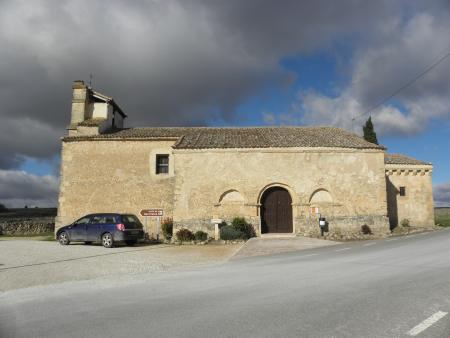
[399,186,406,196]
[156,155,169,174]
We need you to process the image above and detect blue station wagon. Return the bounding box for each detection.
[57,213,144,248]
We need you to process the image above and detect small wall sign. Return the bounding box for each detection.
[310,207,320,215]
[140,209,164,217]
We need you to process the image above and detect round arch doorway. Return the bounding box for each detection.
[260,187,293,233]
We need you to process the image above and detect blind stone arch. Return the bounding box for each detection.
[218,189,245,205]
[309,189,333,204]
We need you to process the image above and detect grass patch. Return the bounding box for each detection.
[435,214,450,227]
[0,232,55,241]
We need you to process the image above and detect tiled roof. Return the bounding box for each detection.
[78,118,107,127]
[63,126,385,150]
[385,153,431,165]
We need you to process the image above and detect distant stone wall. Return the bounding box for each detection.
[0,209,56,235]
[435,207,450,216]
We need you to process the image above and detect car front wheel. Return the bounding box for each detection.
[102,233,114,248]
[58,231,70,246]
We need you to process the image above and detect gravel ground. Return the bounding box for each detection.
[0,240,242,291]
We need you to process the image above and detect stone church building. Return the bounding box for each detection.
[56,81,435,239]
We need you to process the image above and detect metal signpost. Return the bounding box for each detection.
[140,209,164,240]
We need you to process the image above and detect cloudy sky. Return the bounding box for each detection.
[0,0,449,207]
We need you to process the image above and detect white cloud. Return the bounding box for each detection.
[262,112,276,125]
[299,11,450,135]
[0,170,59,208]
[434,182,450,207]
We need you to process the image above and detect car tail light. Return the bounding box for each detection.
[116,223,125,231]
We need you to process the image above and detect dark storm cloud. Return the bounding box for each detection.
[0,0,450,171]
[0,0,400,169]
[0,170,58,207]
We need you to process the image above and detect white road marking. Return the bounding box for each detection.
[334,247,351,252]
[363,242,376,246]
[301,253,319,258]
[386,238,398,242]
[407,311,448,336]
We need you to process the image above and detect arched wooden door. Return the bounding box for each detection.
[261,187,293,233]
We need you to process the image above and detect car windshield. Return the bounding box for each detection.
[121,214,143,229]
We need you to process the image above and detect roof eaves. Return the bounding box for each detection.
[62,136,180,142]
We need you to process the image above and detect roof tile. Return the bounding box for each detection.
[385,153,431,165]
[63,126,385,150]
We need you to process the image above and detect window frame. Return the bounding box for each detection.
[399,186,406,197]
[155,154,170,175]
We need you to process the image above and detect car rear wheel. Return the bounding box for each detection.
[125,240,137,246]
[58,231,70,246]
[102,233,114,248]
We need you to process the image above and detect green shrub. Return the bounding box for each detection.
[231,217,255,239]
[220,225,245,241]
[175,228,194,242]
[401,218,410,227]
[161,217,173,239]
[194,230,208,241]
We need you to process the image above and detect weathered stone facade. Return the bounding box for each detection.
[55,82,435,240]
[57,140,176,238]
[385,162,434,229]
[171,148,390,238]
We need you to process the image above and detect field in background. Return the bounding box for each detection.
[0,208,57,218]
[435,207,450,227]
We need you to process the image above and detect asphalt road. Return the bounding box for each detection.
[2,229,450,337]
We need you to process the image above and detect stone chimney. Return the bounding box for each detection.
[67,80,127,136]
[70,80,90,126]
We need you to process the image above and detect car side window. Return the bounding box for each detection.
[104,216,116,224]
[75,217,91,225]
[90,216,104,225]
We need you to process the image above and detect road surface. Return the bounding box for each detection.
[1,229,450,337]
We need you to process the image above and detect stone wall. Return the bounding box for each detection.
[0,217,55,235]
[0,208,56,235]
[172,147,390,238]
[56,140,177,237]
[58,139,436,240]
[386,164,434,228]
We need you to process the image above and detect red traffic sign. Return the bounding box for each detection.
[140,209,164,217]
